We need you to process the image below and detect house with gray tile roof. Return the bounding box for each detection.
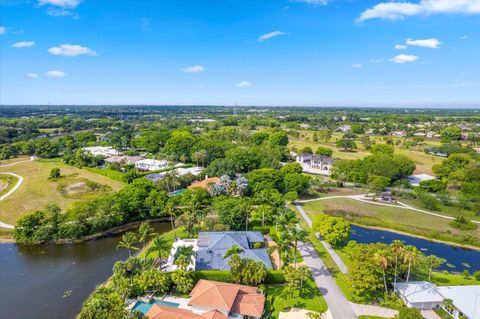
[195,231,273,271]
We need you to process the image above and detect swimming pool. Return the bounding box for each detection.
[132,299,180,314]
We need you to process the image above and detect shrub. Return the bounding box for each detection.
[474,271,480,281]
[252,226,270,235]
[450,214,478,231]
[253,242,263,248]
[396,307,423,319]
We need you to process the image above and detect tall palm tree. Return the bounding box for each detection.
[290,228,308,267]
[390,240,404,288]
[277,232,292,269]
[174,245,196,262]
[117,232,139,258]
[137,222,155,250]
[277,209,298,232]
[375,250,390,294]
[402,245,418,299]
[223,245,244,259]
[165,202,177,230]
[147,236,171,266]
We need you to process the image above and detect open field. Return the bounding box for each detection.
[0,160,125,225]
[0,155,31,166]
[0,174,19,198]
[301,198,480,247]
[400,198,480,221]
[289,134,440,174]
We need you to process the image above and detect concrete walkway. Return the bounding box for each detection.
[298,241,357,319]
[0,172,24,229]
[350,302,398,318]
[294,202,348,274]
[298,194,480,225]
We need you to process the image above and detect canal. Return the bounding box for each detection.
[0,223,170,319]
[350,225,480,273]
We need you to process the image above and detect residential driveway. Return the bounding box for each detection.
[298,241,357,319]
[350,302,398,318]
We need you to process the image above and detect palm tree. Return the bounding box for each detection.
[147,236,171,265]
[117,232,139,258]
[276,209,298,232]
[174,245,196,262]
[375,250,390,294]
[277,232,292,269]
[290,228,308,267]
[165,202,177,230]
[174,255,191,270]
[137,222,155,250]
[296,265,311,296]
[402,245,418,300]
[223,245,245,259]
[390,240,404,288]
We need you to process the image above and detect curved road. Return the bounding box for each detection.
[0,159,32,229]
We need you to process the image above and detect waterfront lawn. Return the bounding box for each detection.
[0,160,125,225]
[301,198,480,247]
[430,271,480,286]
[400,198,480,221]
[264,278,327,319]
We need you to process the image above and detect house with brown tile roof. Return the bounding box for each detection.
[188,177,221,190]
[188,280,265,319]
[146,304,227,319]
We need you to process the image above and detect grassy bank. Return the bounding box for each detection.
[0,160,125,225]
[301,198,480,248]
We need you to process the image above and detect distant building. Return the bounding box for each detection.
[174,166,203,176]
[195,231,272,271]
[82,146,119,157]
[407,174,437,186]
[390,131,407,137]
[296,153,335,175]
[393,281,480,319]
[337,124,351,133]
[300,123,311,129]
[105,155,144,165]
[135,159,169,171]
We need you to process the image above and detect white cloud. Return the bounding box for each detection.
[461,34,471,39]
[236,81,252,87]
[370,58,385,63]
[352,64,363,68]
[258,31,287,42]
[390,54,419,63]
[0,26,6,35]
[11,41,35,48]
[395,44,407,49]
[27,73,39,79]
[182,65,205,73]
[45,70,66,78]
[406,38,441,48]
[48,44,96,57]
[47,8,75,17]
[290,0,328,5]
[38,0,80,8]
[358,0,480,22]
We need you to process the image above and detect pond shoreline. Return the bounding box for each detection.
[350,222,480,252]
[0,217,173,245]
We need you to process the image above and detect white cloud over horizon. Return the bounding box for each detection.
[390,54,419,63]
[406,38,441,48]
[236,81,252,87]
[358,0,480,22]
[11,41,35,48]
[45,70,66,77]
[0,26,6,35]
[38,0,80,8]
[290,0,328,5]
[48,44,96,57]
[27,73,39,79]
[182,65,205,73]
[395,44,407,49]
[258,31,287,42]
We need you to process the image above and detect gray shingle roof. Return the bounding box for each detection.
[195,231,273,270]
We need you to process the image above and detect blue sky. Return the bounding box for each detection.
[1,0,479,107]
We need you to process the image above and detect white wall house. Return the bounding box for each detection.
[296,153,335,176]
[135,159,169,171]
[82,146,119,157]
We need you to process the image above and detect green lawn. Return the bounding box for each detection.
[0,160,125,225]
[0,174,18,198]
[430,272,480,286]
[264,278,327,319]
[400,198,480,221]
[301,198,480,247]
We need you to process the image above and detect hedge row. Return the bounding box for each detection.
[192,270,285,285]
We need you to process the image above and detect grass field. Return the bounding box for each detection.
[264,278,327,318]
[301,198,480,247]
[0,174,19,197]
[400,198,480,221]
[289,133,440,174]
[0,160,125,225]
[0,155,30,166]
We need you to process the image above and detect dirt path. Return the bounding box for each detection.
[0,172,24,229]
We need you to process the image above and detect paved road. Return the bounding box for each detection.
[298,241,357,319]
[294,202,348,274]
[0,172,23,229]
[298,194,480,225]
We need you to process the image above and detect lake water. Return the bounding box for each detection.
[350,225,480,273]
[0,223,170,319]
